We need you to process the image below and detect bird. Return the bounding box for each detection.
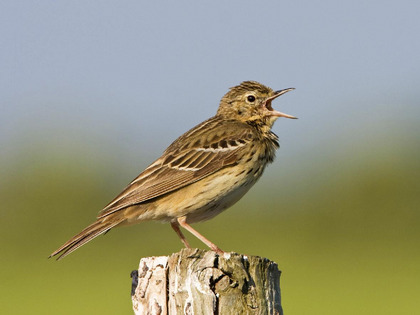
[49,81,296,260]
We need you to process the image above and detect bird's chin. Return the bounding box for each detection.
[264,115,279,128]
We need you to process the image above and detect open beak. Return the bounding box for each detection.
[265,88,297,119]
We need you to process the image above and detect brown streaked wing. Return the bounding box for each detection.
[97,116,253,219]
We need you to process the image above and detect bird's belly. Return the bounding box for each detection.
[183,173,256,223]
[141,164,263,223]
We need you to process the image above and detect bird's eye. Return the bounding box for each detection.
[247,95,256,102]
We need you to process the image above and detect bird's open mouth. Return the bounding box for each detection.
[265,88,297,119]
[266,101,275,111]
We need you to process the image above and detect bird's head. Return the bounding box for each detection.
[217,81,296,128]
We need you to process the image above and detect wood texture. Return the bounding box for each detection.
[131,248,282,315]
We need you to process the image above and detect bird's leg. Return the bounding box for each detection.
[171,220,191,248]
[177,216,224,255]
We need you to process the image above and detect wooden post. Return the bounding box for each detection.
[131,248,282,315]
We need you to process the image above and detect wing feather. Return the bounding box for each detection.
[97,117,253,218]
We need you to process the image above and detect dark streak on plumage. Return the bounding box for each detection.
[163,154,175,164]
[195,153,215,169]
[253,167,261,175]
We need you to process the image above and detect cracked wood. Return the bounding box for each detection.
[131,248,282,315]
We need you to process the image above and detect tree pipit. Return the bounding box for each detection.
[50,81,296,260]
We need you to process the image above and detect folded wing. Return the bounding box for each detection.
[97,117,254,218]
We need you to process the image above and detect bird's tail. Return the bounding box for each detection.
[49,216,125,260]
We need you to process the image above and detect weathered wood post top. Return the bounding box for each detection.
[131,248,282,315]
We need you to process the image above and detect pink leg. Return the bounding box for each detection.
[171,220,191,248]
[177,216,224,254]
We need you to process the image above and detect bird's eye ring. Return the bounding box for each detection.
[247,95,256,102]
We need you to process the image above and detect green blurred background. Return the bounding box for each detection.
[1,1,419,314]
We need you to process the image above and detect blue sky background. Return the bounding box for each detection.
[2,1,419,168]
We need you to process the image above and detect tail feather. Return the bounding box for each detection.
[49,218,125,260]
